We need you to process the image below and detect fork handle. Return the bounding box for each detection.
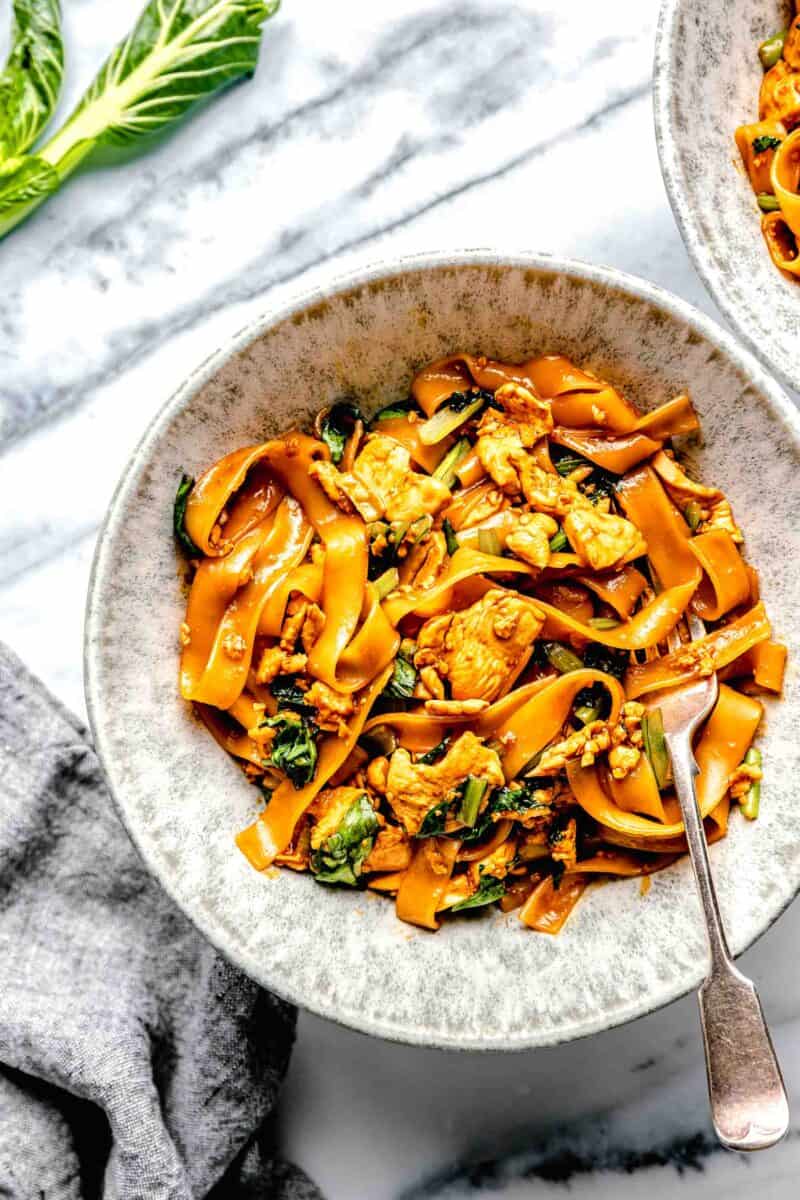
[667,733,789,1152]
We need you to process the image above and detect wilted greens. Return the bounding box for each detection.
[264,711,318,789]
[311,793,379,886]
[0,0,279,239]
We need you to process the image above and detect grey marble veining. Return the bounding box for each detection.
[2,0,800,1197]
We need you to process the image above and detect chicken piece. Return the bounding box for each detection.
[417,667,446,700]
[384,731,504,835]
[300,603,326,654]
[415,588,545,702]
[517,458,587,516]
[309,459,383,523]
[505,511,559,569]
[760,59,800,126]
[363,826,412,873]
[401,531,448,589]
[563,506,645,571]
[304,680,355,736]
[549,817,577,867]
[353,434,450,524]
[309,787,368,850]
[444,482,509,531]
[491,381,553,438]
[255,646,308,685]
[698,497,743,545]
[475,423,529,494]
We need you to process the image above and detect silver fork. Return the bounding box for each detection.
[653,610,788,1151]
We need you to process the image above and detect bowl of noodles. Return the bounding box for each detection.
[86,251,800,1049]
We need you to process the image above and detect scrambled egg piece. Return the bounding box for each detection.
[698,498,744,545]
[466,839,517,889]
[281,597,326,655]
[363,826,412,873]
[760,60,800,126]
[537,702,644,776]
[415,588,545,702]
[505,511,559,569]
[304,680,354,735]
[563,506,645,571]
[309,787,367,850]
[728,760,762,801]
[255,646,308,685]
[381,731,505,835]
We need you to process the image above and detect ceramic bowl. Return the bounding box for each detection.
[85,251,800,1050]
[654,0,800,394]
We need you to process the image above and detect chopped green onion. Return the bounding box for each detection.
[408,515,433,544]
[374,567,399,600]
[419,396,485,445]
[554,454,587,477]
[459,776,488,827]
[544,642,584,674]
[641,708,670,790]
[443,518,460,556]
[759,29,787,70]
[757,193,781,213]
[684,500,703,531]
[574,703,601,725]
[477,528,503,557]
[740,747,762,820]
[588,616,621,630]
[432,438,471,488]
[371,401,415,423]
[549,528,569,553]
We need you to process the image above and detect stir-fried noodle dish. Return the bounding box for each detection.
[175,352,785,933]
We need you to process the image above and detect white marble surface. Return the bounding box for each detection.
[2,0,799,1196]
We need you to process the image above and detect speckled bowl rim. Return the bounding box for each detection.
[85,250,800,1051]
[653,0,799,397]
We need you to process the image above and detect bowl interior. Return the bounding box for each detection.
[86,256,800,1049]
[655,0,800,393]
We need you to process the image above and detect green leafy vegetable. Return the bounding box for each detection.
[370,399,419,424]
[757,193,781,213]
[490,781,550,816]
[0,1,64,160]
[544,641,584,674]
[582,642,629,679]
[432,438,470,489]
[319,401,362,464]
[739,747,762,821]
[451,873,506,911]
[554,454,586,477]
[759,30,787,70]
[174,472,201,557]
[382,649,417,700]
[311,793,379,886]
[0,0,280,239]
[417,735,451,765]
[752,134,782,154]
[442,518,460,556]
[416,798,451,838]
[641,707,669,791]
[550,446,616,502]
[264,711,318,789]
[458,776,488,827]
[418,390,494,445]
[269,674,310,712]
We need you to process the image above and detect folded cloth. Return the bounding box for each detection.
[0,644,322,1200]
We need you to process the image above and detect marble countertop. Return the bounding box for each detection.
[2,0,799,1196]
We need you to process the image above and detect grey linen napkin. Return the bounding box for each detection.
[0,643,323,1200]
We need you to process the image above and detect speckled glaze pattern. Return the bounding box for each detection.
[85,252,800,1051]
[654,0,800,394]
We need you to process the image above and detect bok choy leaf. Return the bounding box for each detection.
[0,0,279,239]
[0,0,64,160]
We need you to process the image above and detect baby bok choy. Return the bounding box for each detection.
[0,0,279,239]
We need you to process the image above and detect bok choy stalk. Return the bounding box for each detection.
[0,0,279,239]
